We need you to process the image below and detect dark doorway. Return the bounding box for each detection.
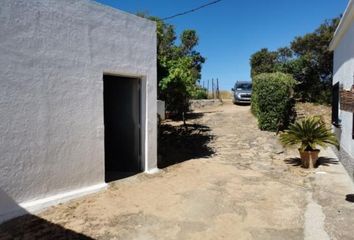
[332,82,339,126]
[103,75,141,182]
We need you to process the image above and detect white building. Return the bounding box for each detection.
[0,0,157,222]
[330,0,354,180]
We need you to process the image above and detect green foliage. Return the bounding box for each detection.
[179,30,205,82]
[289,18,340,103]
[279,116,338,151]
[180,30,199,55]
[252,72,296,131]
[159,57,194,113]
[250,17,340,104]
[250,48,278,77]
[191,87,208,99]
[140,15,205,116]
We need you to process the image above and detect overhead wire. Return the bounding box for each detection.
[162,0,222,20]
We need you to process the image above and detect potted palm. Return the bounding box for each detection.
[280,116,338,168]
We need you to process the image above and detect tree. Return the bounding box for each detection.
[138,15,206,117]
[158,28,205,117]
[180,30,199,55]
[276,47,293,63]
[159,57,195,115]
[250,17,340,104]
[179,30,205,83]
[289,17,340,103]
[250,48,278,77]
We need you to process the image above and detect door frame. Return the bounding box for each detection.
[103,72,147,172]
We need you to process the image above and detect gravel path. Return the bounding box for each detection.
[1,101,353,240]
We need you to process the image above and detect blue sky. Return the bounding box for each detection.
[95,0,348,90]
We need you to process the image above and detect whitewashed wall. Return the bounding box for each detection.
[333,20,354,156]
[0,0,157,222]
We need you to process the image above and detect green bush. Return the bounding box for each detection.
[251,72,296,131]
[191,87,208,99]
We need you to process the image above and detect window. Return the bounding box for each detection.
[235,83,252,91]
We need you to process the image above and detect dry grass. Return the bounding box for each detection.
[295,102,331,127]
[218,90,232,99]
[205,91,232,99]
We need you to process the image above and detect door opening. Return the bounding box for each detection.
[103,75,141,182]
[332,82,340,126]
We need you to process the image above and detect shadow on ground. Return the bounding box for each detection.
[233,102,251,106]
[317,157,339,166]
[0,214,92,240]
[345,194,354,203]
[184,112,205,120]
[169,111,220,121]
[284,157,302,167]
[284,157,339,168]
[158,122,215,169]
[168,112,205,121]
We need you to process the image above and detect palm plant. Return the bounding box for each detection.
[280,116,338,151]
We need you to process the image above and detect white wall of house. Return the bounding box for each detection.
[330,0,354,180]
[332,1,354,156]
[333,22,354,156]
[0,0,157,222]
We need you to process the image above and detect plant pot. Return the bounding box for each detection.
[298,149,320,168]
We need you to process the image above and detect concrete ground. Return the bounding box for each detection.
[1,101,354,239]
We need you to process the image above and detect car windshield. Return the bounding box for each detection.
[236,83,252,90]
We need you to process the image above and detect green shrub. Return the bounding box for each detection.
[191,87,208,99]
[279,116,338,151]
[251,72,296,131]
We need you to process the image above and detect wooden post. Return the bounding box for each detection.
[207,79,210,99]
[216,78,220,99]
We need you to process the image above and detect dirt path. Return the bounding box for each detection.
[1,101,354,239]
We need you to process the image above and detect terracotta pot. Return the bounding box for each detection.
[299,149,320,168]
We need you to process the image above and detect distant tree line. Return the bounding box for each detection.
[138,13,207,117]
[250,17,340,104]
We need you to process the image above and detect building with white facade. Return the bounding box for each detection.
[0,0,157,222]
[330,0,354,180]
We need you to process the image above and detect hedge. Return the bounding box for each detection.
[251,72,296,131]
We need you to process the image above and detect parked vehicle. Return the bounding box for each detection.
[232,81,252,104]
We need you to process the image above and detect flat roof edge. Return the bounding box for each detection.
[329,0,354,50]
[88,0,156,27]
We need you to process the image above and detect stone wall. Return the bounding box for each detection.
[190,99,223,110]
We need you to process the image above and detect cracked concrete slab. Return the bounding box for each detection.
[304,192,330,240]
